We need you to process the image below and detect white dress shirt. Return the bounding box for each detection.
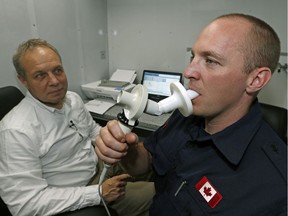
[0,91,102,216]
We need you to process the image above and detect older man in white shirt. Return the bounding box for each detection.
[0,39,154,216]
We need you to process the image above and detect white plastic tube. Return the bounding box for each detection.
[145,82,199,117]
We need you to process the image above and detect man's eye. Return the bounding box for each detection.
[206,58,218,65]
[35,73,46,79]
[54,68,63,75]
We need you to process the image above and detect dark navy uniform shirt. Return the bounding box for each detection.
[144,100,287,216]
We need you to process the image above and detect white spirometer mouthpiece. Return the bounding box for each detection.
[145,81,199,117]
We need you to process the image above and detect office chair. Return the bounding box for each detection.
[0,86,24,216]
[259,102,287,143]
[0,86,25,121]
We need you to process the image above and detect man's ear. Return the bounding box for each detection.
[246,67,271,94]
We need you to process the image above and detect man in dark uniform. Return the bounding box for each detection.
[95,13,287,215]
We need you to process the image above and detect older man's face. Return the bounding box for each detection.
[18,47,68,109]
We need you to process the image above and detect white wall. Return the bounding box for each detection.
[0,0,109,98]
[107,0,287,108]
[0,0,287,108]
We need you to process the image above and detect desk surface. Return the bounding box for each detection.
[90,104,171,132]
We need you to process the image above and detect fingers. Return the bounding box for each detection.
[95,142,123,164]
[100,121,128,152]
[106,120,126,143]
[95,120,140,164]
[125,132,139,146]
[95,120,128,163]
[101,174,131,202]
[112,173,132,183]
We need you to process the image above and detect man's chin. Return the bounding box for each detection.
[191,106,201,116]
[41,95,66,109]
[49,88,66,96]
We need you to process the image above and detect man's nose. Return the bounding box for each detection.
[48,72,60,84]
[184,61,200,79]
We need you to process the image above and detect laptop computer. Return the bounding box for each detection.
[141,70,183,102]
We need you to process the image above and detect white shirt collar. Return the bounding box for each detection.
[26,91,70,114]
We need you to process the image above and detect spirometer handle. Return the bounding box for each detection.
[117,109,138,134]
[118,121,133,134]
[98,111,133,185]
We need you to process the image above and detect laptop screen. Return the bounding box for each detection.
[141,70,183,102]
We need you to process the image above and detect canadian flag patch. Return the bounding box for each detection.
[195,176,222,208]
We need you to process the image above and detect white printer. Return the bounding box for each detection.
[81,69,136,100]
